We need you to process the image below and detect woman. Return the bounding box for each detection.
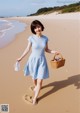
[17,20,59,105]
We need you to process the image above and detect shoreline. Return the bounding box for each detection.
[0,20,14,38]
[0,20,27,48]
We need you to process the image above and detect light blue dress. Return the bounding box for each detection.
[24,35,49,80]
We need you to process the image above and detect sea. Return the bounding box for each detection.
[0,19,27,48]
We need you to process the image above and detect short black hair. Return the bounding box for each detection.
[30,20,44,34]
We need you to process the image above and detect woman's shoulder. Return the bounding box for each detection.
[28,35,34,39]
[42,35,49,41]
[27,35,33,42]
[28,35,36,39]
[28,35,33,38]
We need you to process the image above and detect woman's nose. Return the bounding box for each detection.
[37,27,39,30]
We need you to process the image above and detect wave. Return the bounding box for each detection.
[0,20,14,38]
[0,19,27,48]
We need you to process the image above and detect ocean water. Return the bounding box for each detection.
[0,20,13,38]
[0,19,27,48]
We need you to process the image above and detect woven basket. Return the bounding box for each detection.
[50,54,65,69]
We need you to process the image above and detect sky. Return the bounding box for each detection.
[0,0,79,17]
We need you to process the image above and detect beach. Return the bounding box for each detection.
[0,12,80,113]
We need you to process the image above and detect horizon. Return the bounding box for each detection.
[0,0,79,17]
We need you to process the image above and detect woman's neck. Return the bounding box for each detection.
[36,33,42,37]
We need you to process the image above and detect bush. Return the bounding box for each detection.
[62,7,77,13]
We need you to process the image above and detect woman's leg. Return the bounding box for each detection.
[29,79,37,91]
[33,79,37,87]
[33,79,43,104]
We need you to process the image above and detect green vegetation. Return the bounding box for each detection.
[28,2,80,16]
[61,2,80,13]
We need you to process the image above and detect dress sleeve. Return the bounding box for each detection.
[46,37,49,43]
[27,36,32,43]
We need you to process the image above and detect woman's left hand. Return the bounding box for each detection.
[52,50,60,55]
[55,51,60,55]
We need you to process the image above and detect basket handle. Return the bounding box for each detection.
[53,53,63,60]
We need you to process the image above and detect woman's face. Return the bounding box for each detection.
[34,25,42,35]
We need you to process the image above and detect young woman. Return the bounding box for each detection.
[17,20,59,105]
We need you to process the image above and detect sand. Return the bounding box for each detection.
[0,12,80,113]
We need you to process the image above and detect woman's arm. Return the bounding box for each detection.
[45,42,59,54]
[17,42,32,62]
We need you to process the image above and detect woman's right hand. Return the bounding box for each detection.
[17,57,22,62]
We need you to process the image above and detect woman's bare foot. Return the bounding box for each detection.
[32,98,38,105]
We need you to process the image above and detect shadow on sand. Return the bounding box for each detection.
[38,74,80,101]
